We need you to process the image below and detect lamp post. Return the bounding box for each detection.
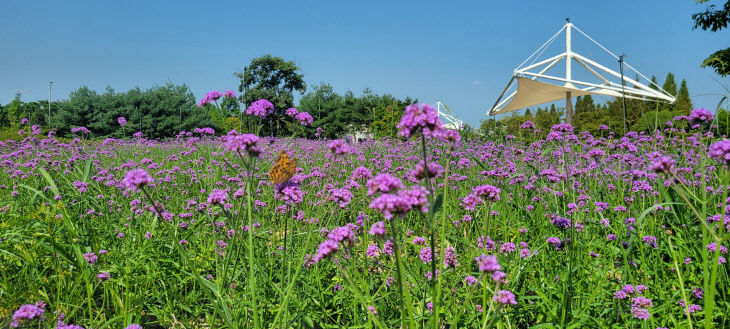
[48,81,53,131]
[618,55,628,135]
[241,66,247,132]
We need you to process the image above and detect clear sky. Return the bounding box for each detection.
[1,0,728,126]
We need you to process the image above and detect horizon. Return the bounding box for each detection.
[1,0,729,127]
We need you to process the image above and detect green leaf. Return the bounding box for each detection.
[429,193,444,216]
[626,202,679,256]
[540,144,555,157]
[38,167,60,197]
[717,96,728,112]
[83,159,92,181]
[466,151,488,171]
[18,184,51,204]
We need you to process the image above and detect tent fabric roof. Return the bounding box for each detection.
[490,77,593,115]
[487,23,676,117]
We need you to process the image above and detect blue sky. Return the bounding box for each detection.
[1,0,728,126]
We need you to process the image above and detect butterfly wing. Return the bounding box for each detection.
[269,152,282,184]
[269,151,296,185]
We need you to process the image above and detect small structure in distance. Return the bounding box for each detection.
[487,20,675,124]
[436,101,465,130]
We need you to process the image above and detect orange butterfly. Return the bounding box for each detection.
[268,151,297,185]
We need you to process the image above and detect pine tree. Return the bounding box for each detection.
[662,73,678,95]
[675,79,693,114]
[535,107,551,130]
[649,75,659,90]
[575,95,595,114]
[661,73,678,112]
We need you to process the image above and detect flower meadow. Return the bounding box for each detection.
[1,102,729,329]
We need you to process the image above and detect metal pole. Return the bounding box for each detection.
[619,55,628,135]
[241,66,247,132]
[48,81,53,131]
[565,91,573,124]
[564,19,573,124]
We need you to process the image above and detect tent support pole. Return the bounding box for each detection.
[565,91,573,124]
[619,55,628,135]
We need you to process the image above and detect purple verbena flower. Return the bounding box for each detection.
[246,99,274,118]
[122,169,153,190]
[709,140,730,164]
[11,303,45,328]
[286,107,299,117]
[689,108,714,123]
[295,112,314,126]
[366,174,403,196]
[207,189,229,205]
[369,221,386,236]
[475,254,500,272]
[397,103,443,138]
[493,290,517,305]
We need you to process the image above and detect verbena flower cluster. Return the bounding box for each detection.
[246,99,275,118]
[397,103,443,138]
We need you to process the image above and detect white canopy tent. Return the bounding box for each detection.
[487,21,676,124]
[436,101,464,130]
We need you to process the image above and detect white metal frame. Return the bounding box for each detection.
[436,101,464,130]
[488,22,676,116]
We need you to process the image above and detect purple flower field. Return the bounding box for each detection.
[1,103,729,329]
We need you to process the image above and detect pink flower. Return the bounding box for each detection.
[493,290,517,305]
[122,169,154,189]
[295,111,313,126]
[246,99,274,117]
[474,254,500,272]
[397,103,443,138]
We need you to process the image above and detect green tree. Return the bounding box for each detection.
[234,55,306,136]
[0,103,6,128]
[298,83,345,138]
[675,79,693,114]
[57,86,99,135]
[662,73,678,97]
[55,83,204,138]
[368,96,414,138]
[693,0,730,76]
[575,95,596,114]
[479,117,506,140]
[717,108,730,136]
[6,99,24,126]
[660,73,678,112]
[631,108,675,132]
[534,107,557,130]
[649,75,660,90]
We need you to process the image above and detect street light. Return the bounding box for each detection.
[48,81,53,131]
[618,55,627,135]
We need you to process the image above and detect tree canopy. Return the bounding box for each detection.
[693,0,730,76]
[298,83,415,139]
[234,55,306,136]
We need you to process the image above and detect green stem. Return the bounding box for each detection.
[389,220,416,329]
[244,159,260,329]
[667,236,694,329]
[419,133,439,329]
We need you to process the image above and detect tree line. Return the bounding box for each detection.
[0,55,416,140]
